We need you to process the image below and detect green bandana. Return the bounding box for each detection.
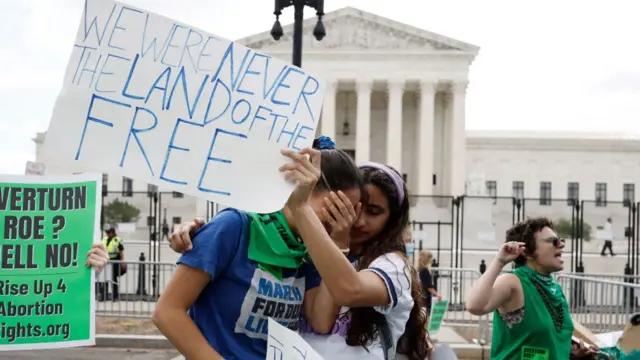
[246,211,308,280]
[516,265,566,332]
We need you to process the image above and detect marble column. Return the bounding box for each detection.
[386,79,405,172]
[417,80,437,195]
[449,81,468,196]
[320,79,338,139]
[355,79,373,164]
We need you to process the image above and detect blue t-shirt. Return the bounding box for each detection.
[177,209,321,360]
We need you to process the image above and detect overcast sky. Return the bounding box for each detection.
[1,0,639,175]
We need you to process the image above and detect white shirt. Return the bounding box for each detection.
[302,252,414,360]
[604,222,613,240]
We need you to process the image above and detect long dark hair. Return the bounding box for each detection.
[311,136,362,194]
[345,166,431,360]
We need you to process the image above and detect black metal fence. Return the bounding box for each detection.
[99,190,640,280]
[408,195,640,278]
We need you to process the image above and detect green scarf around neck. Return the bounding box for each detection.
[246,211,308,280]
[516,265,567,332]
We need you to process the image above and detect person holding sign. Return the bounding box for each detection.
[170,146,432,360]
[152,137,363,360]
[86,243,110,273]
[418,249,442,314]
[466,217,598,360]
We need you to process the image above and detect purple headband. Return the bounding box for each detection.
[359,162,405,204]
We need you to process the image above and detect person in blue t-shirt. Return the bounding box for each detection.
[169,158,434,360]
[152,136,362,360]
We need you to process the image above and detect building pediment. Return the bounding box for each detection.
[238,7,479,54]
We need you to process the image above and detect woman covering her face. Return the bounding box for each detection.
[168,138,431,360]
[152,136,363,360]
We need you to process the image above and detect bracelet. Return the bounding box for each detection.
[340,248,350,255]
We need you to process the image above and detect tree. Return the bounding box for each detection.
[554,217,592,241]
[103,198,141,226]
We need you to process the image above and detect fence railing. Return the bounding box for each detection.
[556,273,640,333]
[95,260,176,318]
[428,267,490,343]
[103,192,640,273]
[93,262,491,340]
[93,262,638,343]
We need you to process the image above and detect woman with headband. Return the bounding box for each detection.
[292,158,431,360]
[169,138,431,360]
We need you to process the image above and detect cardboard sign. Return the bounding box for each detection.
[427,299,449,336]
[43,0,325,213]
[0,174,101,350]
[267,318,324,360]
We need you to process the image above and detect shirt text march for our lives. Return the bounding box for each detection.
[68,0,322,198]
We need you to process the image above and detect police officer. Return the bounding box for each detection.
[102,227,125,301]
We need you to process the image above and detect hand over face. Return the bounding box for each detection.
[322,191,361,249]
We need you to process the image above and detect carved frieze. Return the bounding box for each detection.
[245,15,460,51]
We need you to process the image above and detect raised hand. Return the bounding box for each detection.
[497,241,526,265]
[280,148,321,210]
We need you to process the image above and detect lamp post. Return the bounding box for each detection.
[270,0,326,67]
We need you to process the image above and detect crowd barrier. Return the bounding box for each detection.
[556,273,640,333]
[94,260,638,342]
[95,260,176,318]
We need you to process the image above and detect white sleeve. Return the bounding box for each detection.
[363,252,412,315]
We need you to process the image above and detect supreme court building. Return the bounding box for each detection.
[35,6,479,236]
[34,7,640,274]
[238,7,479,198]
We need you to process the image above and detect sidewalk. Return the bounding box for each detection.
[0,348,178,360]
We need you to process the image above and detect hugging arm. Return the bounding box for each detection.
[293,205,390,308]
[304,282,342,334]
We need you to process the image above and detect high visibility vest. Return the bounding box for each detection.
[102,236,122,260]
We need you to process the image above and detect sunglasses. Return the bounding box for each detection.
[542,236,566,248]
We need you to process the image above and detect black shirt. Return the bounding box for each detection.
[419,267,433,310]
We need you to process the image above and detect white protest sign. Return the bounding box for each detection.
[267,318,324,360]
[43,0,325,213]
[25,161,45,176]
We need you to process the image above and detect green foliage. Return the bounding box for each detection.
[554,217,592,241]
[103,198,141,225]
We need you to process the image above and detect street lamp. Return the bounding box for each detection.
[271,0,326,67]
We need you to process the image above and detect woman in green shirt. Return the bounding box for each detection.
[466,217,597,360]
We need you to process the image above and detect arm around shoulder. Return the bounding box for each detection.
[343,252,410,309]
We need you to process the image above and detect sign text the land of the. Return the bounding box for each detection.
[43,0,326,213]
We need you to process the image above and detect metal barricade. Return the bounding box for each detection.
[562,272,640,283]
[431,267,490,343]
[95,260,176,318]
[556,273,640,333]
